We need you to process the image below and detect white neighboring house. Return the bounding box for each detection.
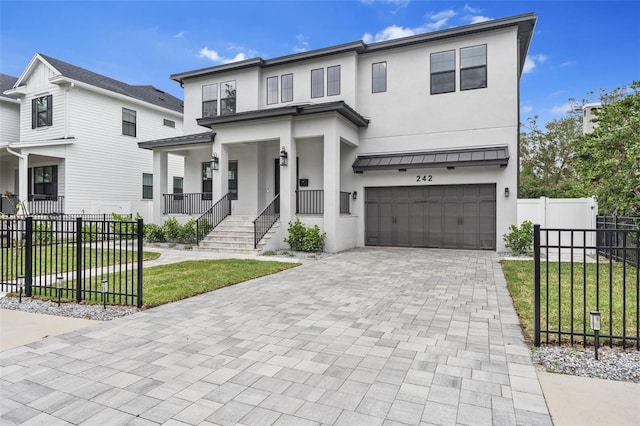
[0,73,20,213]
[1,53,184,219]
[140,13,537,253]
[582,102,601,134]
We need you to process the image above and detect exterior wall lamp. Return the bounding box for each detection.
[504,187,510,198]
[280,146,288,167]
[352,191,357,200]
[211,153,219,171]
[590,311,601,360]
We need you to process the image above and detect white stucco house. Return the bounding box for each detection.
[1,53,184,219]
[140,13,537,253]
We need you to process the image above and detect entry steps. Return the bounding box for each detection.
[195,215,279,255]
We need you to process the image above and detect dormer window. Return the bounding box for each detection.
[32,95,52,128]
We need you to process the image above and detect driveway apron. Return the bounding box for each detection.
[0,248,551,425]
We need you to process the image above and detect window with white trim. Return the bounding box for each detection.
[122,108,136,137]
[32,95,52,128]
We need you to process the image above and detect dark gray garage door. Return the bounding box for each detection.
[365,184,496,250]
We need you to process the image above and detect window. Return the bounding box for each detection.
[430,50,455,94]
[281,74,293,102]
[372,62,387,93]
[460,45,487,90]
[31,95,52,128]
[327,65,341,96]
[201,162,212,200]
[203,83,218,117]
[228,160,238,200]
[142,173,153,199]
[173,176,183,194]
[29,165,57,197]
[267,76,278,105]
[122,108,137,137]
[163,118,175,128]
[221,80,236,115]
[311,68,324,98]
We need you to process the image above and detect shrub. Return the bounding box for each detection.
[503,220,534,256]
[181,219,197,244]
[162,217,182,242]
[34,221,53,245]
[285,218,326,252]
[111,212,141,239]
[144,224,165,242]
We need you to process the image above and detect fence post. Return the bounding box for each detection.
[76,217,82,303]
[137,218,143,308]
[25,217,33,297]
[533,224,541,347]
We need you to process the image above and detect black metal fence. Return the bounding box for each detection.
[163,192,213,215]
[297,190,323,214]
[1,216,143,307]
[597,215,639,267]
[534,225,639,349]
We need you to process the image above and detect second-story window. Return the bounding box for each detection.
[281,73,293,103]
[163,118,175,128]
[267,76,278,105]
[430,50,455,95]
[203,83,218,117]
[311,68,324,98]
[327,65,341,96]
[221,80,236,115]
[460,45,487,90]
[372,62,387,93]
[122,108,137,137]
[32,95,52,128]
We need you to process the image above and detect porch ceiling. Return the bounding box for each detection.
[138,131,215,150]
[352,146,509,173]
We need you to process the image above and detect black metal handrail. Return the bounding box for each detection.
[195,193,232,245]
[163,192,213,215]
[28,195,64,215]
[253,194,280,249]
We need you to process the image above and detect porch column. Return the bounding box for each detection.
[280,120,296,234]
[213,144,229,201]
[6,147,28,214]
[152,151,168,224]
[323,122,340,253]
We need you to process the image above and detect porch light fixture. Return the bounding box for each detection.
[352,191,357,200]
[211,153,219,171]
[590,311,601,360]
[280,146,288,167]
[504,187,510,198]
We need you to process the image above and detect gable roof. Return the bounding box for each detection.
[11,54,183,113]
[0,73,19,101]
[172,13,536,84]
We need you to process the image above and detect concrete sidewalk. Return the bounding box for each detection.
[0,247,637,425]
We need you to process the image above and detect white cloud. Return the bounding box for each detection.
[174,31,185,38]
[363,24,418,43]
[467,15,492,24]
[293,34,309,53]
[523,54,548,74]
[198,47,247,64]
[463,3,482,14]
[425,9,456,31]
[521,105,533,114]
[551,102,573,115]
[560,60,576,67]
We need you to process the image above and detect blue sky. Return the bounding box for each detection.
[1,1,639,126]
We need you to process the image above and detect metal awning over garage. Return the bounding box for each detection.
[352,146,509,173]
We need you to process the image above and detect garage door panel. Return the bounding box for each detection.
[365,184,495,250]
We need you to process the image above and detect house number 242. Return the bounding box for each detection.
[416,175,433,182]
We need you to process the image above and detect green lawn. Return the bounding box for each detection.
[501,259,638,345]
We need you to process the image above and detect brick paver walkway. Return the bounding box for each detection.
[0,248,551,425]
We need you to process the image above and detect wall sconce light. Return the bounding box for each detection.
[280,146,288,167]
[211,153,219,171]
[590,311,601,360]
[352,191,357,200]
[504,187,510,198]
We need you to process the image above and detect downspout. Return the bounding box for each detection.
[6,145,29,214]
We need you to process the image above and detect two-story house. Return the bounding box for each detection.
[0,73,20,213]
[140,13,536,253]
[1,53,184,218]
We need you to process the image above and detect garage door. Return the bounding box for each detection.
[365,184,496,250]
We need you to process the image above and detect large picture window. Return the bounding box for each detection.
[142,173,153,199]
[221,80,236,115]
[267,76,278,105]
[122,108,137,137]
[32,95,52,128]
[327,65,341,96]
[311,68,324,98]
[203,83,218,118]
[460,45,487,90]
[372,62,387,93]
[430,50,455,94]
[281,74,293,103]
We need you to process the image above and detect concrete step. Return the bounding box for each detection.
[196,215,277,255]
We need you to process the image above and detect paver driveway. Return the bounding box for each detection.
[0,248,551,425]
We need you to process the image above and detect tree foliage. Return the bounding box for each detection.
[574,81,640,215]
